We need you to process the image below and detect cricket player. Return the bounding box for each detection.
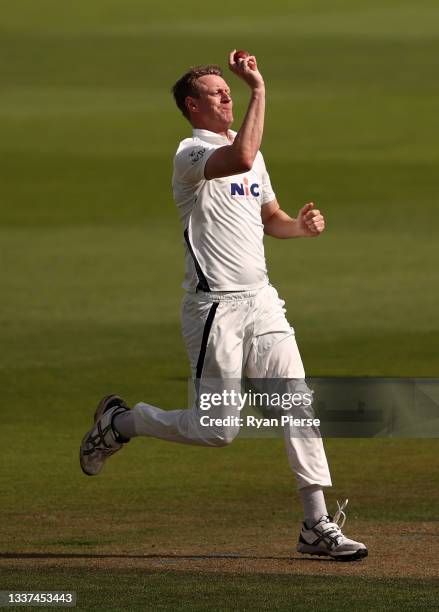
[80,51,367,561]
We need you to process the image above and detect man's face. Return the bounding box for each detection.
[187,74,233,131]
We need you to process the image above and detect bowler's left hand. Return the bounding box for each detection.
[296,202,325,237]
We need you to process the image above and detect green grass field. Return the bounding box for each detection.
[1,1,439,609]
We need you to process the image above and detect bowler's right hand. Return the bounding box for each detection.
[229,50,265,90]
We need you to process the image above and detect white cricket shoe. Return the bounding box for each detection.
[79,394,130,476]
[297,499,368,561]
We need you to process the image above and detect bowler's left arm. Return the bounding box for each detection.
[262,199,325,239]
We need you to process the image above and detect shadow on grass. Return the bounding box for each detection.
[0,552,331,562]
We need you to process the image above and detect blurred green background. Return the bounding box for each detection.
[1,1,438,608]
[1,0,438,394]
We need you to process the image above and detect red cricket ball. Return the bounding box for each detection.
[234,50,250,63]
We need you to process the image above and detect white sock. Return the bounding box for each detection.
[300,485,328,528]
[113,410,137,440]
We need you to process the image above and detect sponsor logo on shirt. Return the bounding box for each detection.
[189,147,206,165]
[230,177,260,197]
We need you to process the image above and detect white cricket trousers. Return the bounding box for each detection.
[132,284,332,489]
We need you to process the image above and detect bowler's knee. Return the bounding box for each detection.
[207,426,240,447]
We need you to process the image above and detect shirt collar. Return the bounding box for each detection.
[192,128,235,145]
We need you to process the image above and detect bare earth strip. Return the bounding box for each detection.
[1,522,438,579]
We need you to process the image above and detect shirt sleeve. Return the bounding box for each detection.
[173,144,216,184]
[259,152,276,205]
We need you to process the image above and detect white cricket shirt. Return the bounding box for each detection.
[172,128,276,292]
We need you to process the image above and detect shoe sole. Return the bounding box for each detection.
[298,545,368,562]
[79,395,124,476]
[334,548,368,562]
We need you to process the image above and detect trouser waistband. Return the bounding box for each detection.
[186,285,268,302]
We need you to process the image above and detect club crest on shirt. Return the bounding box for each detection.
[230,176,260,197]
[189,148,206,165]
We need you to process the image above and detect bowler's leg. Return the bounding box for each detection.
[246,330,367,560]
[124,296,245,446]
[246,331,332,491]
